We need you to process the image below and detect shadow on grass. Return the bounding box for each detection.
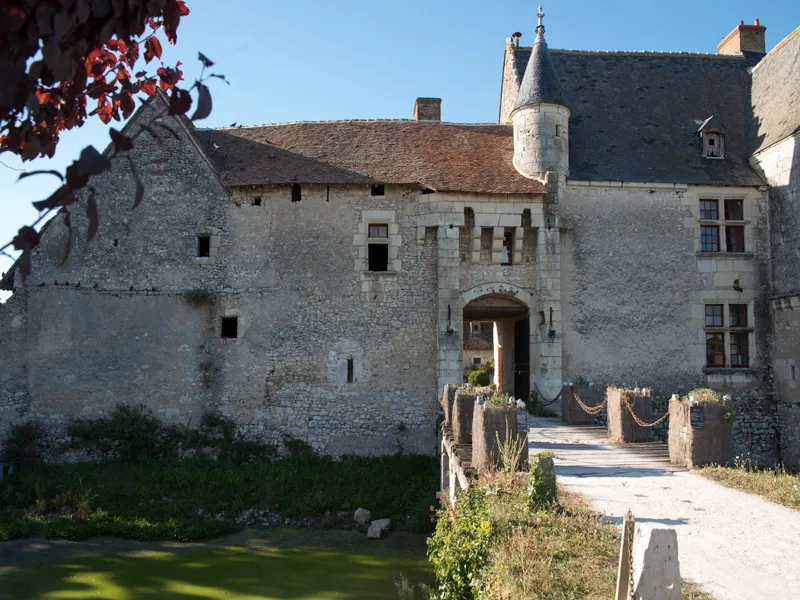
[0,530,433,600]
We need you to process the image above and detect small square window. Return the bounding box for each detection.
[726,226,745,253]
[724,199,743,221]
[729,304,748,328]
[700,225,720,252]
[221,317,238,338]
[706,333,725,367]
[700,200,719,220]
[472,357,482,366]
[252,197,262,206]
[368,224,388,239]
[197,235,211,258]
[368,244,388,272]
[705,304,723,328]
[370,184,385,196]
[730,332,749,367]
[470,322,481,335]
[501,230,513,265]
[291,183,301,203]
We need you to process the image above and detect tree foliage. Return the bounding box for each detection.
[0,0,225,280]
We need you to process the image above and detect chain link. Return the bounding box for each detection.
[571,387,609,415]
[532,382,563,406]
[627,509,635,600]
[621,395,669,428]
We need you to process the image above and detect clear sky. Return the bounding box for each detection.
[2,0,799,300]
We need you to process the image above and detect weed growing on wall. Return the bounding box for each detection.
[1,421,44,463]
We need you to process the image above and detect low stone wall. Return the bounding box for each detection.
[451,390,477,445]
[472,403,528,472]
[607,388,653,443]
[781,404,800,470]
[669,398,733,468]
[561,384,602,425]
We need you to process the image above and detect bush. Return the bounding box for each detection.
[467,369,491,387]
[525,391,557,417]
[2,421,44,463]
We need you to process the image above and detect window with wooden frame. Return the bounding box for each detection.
[367,223,389,272]
[704,303,751,369]
[699,198,746,253]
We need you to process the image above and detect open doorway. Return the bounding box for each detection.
[463,294,529,397]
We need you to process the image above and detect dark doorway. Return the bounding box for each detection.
[513,317,530,399]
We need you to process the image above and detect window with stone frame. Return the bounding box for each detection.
[501,229,514,265]
[704,303,752,369]
[367,223,389,272]
[699,198,746,253]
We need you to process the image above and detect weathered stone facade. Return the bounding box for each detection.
[1,18,798,464]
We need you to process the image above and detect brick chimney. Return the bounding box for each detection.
[718,19,766,55]
[413,98,441,121]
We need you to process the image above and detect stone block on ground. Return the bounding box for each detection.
[451,390,477,445]
[367,518,391,539]
[780,404,800,471]
[669,397,733,468]
[607,388,653,443]
[353,508,372,527]
[631,524,681,600]
[472,403,528,472]
[561,384,601,425]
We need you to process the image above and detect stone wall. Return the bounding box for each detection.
[0,96,440,457]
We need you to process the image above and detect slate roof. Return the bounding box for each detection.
[464,336,493,351]
[750,27,800,154]
[196,121,546,195]
[514,29,567,110]
[508,48,764,185]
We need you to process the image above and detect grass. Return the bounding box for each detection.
[0,453,439,541]
[700,465,800,511]
[0,529,433,599]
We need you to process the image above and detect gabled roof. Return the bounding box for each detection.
[698,116,726,133]
[513,26,567,111]
[507,48,764,185]
[196,121,546,195]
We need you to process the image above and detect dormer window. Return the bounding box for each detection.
[698,116,725,159]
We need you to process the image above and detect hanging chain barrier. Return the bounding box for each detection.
[532,381,562,406]
[627,510,636,600]
[621,394,670,428]
[614,509,636,600]
[571,386,609,415]
[570,386,669,427]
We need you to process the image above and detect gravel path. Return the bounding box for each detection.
[528,417,800,600]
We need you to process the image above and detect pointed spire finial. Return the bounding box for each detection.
[537,5,544,28]
[536,5,545,40]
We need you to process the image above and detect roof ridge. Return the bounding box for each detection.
[513,47,746,60]
[750,26,800,73]
[200,120,511,131]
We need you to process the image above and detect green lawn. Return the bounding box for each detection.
[0,529,433,600]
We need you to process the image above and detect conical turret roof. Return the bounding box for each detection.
[513,9,567,110]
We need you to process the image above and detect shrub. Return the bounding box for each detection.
[2,421,44,463]
[525,391,557,417]
[427,487,493,600]
[67,404,163,461]
[467,369,491,387]
[524,452,557,511]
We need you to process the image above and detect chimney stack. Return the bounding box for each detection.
[413,98,441,121]
[718,19,766,55]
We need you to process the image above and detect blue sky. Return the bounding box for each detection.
[2,0,799,300]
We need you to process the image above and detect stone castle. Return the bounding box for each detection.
[1,13,799,465]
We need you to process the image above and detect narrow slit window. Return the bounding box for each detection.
[501,229,513,265]
[221,317,238,339]
[346,358,354,383]
[370,184,385,196]
[291,184,301,203]
[197,235,211,258]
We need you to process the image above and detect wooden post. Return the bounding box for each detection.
[615,510,635,600]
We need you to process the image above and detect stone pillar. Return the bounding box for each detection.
[491,227,504,264]
[534,220,562,399]
[470,227,481,264]
[631,524,681,600]
[437,225,461,390]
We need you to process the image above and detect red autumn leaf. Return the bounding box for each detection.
[163,0,182,44]
[198,52,214,67]
[177,1,191,16]
[168,88,192,116]
[144,36,162,64]
[190,82,211,121]
[65,161,90,189]
[110,128,133,152]
[140,79,157,97]
[12,226,41,252]
[77,145,111,176]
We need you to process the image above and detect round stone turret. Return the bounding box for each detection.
[510,7,570,179]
